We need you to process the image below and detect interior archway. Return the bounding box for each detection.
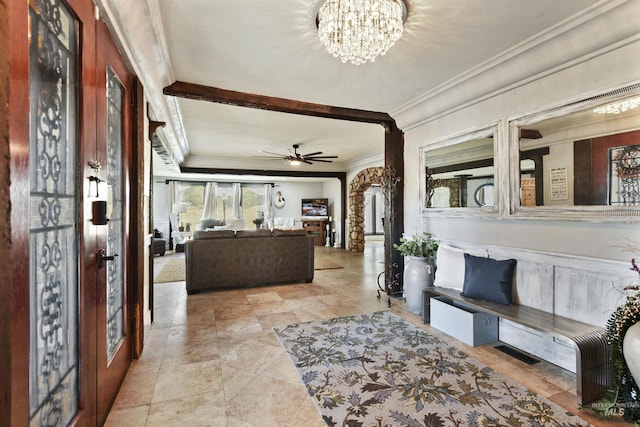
[348,167,385,252]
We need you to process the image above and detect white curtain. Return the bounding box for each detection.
[264,184,273,230]
[169,181,180,232]
[201,182,218,220]
[230,183,242,219]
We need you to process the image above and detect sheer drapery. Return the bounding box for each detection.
[169,181,180,232]
[264,184,273,230]
[230,182,242,219]
[201,182,218,220]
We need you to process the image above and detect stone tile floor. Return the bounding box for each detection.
[105,243,630,426]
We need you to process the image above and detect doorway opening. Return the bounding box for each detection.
[348,167,385,252]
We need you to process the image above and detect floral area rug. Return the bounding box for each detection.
[274,311,590,427]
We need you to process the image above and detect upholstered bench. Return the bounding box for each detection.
[419,242,620,406]
[422,286,610,405]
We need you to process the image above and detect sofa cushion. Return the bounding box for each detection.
[272,228,306,237]
[200,219,225,229]
[236,229,272,238]
[193,230,236,240]
[460,253,516,305]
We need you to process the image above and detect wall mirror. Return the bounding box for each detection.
[420,126,498,213]
[511,83,640,220]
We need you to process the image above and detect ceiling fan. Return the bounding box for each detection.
[255,144,338,165]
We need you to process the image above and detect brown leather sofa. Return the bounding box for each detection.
[185,228,315,294]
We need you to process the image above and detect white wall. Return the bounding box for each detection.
[395,1,640,262]
[153,180,171,238]
[271,180,329,222]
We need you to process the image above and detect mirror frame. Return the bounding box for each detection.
[508,82,640,222]
[419,122,504,218]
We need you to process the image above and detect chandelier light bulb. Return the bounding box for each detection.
[317,0,406,65]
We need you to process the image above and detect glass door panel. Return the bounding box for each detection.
[28,0,80,425]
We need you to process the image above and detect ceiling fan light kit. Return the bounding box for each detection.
[317,0,407,65]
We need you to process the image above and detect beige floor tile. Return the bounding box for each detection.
[285,396,326,427]
[274,285,317,300]
[213,303,254,321]
[260,352,302,386]
[219,338,282,376]
[161,336,220,368]
[246,291,283,304]
[214,316,264,340]
[226,417,257,427]
[146,391,227,427]
[152,359,223,403]
[104,405,149,427]
[165,323,219,347]
[111,367,158,409]
[220,367,257,402]
[225,375,308,426]
[255,311,301,330]
[248,300,291,317]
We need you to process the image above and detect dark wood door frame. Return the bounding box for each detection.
[163,81,404,283]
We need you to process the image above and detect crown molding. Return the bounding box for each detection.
[93,0,188,168]
[391,0,637,131]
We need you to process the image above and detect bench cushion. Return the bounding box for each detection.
[434,243,488,290]
[461,254,516,305]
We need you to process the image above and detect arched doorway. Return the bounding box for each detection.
[348,167,385,252]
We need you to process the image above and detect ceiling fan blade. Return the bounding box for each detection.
[259,150,288,157]
[302,159,313,164]
[308,158,333,163]
[301,151,323,157]
[306,155,338,159]
[252,155,287,159]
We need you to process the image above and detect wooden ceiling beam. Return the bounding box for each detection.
[163,81,393,126]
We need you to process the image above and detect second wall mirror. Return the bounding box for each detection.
[511,83,640,220]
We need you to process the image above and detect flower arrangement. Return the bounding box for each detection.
[596,258,640,424]
[393,232,438,261]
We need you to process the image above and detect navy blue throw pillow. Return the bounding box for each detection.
[460,253,516,305]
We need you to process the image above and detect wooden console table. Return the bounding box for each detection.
[301,219,328,246]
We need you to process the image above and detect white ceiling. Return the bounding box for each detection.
[153,0,599,177]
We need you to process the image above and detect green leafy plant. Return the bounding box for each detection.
[593,258,640,425]
[393,232,438,261]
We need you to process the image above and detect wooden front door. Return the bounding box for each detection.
[25,1,97,425]
[16,0,134,425]
[94,18,134,425]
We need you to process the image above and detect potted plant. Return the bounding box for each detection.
[393,232,439,260]
[394,233,439,315]
[589,244,639,424]
[594,257,640,424]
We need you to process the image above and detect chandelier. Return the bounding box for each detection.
[317,0,406,65]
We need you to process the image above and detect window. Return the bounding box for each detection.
[242,184,266,222]
[176,182,205,228]
[173,182,271,227]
